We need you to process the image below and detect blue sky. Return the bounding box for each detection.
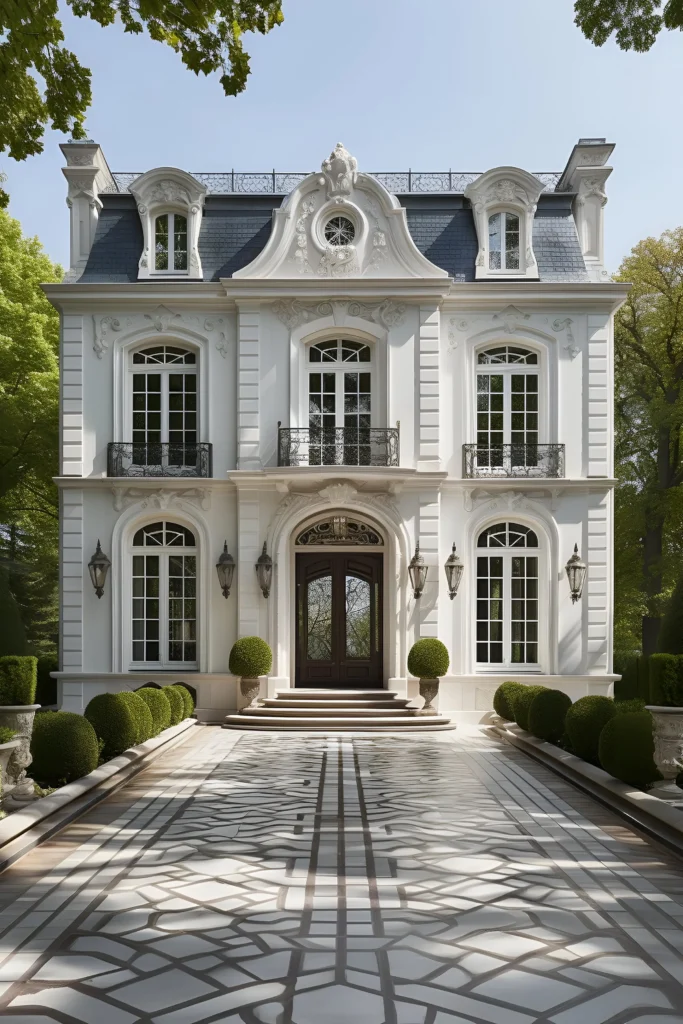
[3,0,682,272]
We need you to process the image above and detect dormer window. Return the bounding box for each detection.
[130,168,206,280]
[154,213,188,272]
[488,212,520,271]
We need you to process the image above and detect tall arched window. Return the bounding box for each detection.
[154,213,188,272]
[307,339,372,465]
[476,345,539,473]
[131,521,197,668]
[488,212,520,271]
[476,522,539,668]
[131,345,197,472]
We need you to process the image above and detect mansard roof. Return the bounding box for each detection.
[78,190,588,284]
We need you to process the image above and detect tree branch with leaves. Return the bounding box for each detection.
[575,0,683,51]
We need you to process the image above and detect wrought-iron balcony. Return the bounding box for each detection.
[463,443,564,478]
[278,426,400,468]
[107,442,213,478]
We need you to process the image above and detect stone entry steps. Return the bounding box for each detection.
[223,688,454,731]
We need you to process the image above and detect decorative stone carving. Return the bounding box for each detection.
[553,317,580,359]
[268,492,319,540]
[130,167,206,280]
[577,176,608,208]
[273,297,405,331]
[464,167,544,280]
[0,705,40,806]
[348,300,406,329]
[290,196,317,275]
[93,315,123,358]
[317,244,358,278]
[240,678,262,709]
[319,482,358,504]
[319,143,358,199]
[493,305,531,335]
[204,317,228,357]
[646,706,683,780]
[448,318,460,352]
[112,487,211,512]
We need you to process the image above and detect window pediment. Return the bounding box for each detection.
[130,167,206,280]
[465,167,544,281]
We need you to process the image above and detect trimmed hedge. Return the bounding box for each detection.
[136,687,172,735]
[512,685,548,731]
[615,698,647,714]
[0,655,37,706]
[85,692,138,758]
[649,653,683,707]
[407,639,450,679]
[598,711,660,787]
[36,655,58,707]
[119,691,154,743]
[30,711,99,785]
[229,637,273,678]
[528,689,572,743]
[565,695,617,764]
[174,684,194,718]
[162,685,185,725]
[493,681,525,721]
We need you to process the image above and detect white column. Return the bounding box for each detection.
[587,314,610,477]
[418,489,440,638]
[418,305,440,471]
[586,495,610,673]
[60,488,84,677]
[237,490,262,638]
[61,314,84,475]
[237,304,261,469]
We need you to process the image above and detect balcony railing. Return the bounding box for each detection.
[107,442,213,478]
[463,444,565,478]
[278,427,400,468]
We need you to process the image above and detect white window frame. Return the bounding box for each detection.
[474,522,546,673]
[464,168,544,281]
[475,345,541,474]
[487,210,521,273]
[307,338,376,429]
[152,211,189,276]
[128,344,199,447]
[130,168,206,280]
[129,521,198,672]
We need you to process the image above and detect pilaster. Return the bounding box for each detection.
[418,488,440,638]
[61,489,84,673]
[418,305,440,471]
[237,490,262,638]
[586,495,610,672]
[587,314,610,477]
[237,304,262,469]
[61,314,84,476]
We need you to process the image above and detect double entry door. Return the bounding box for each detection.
[296,552,383,687]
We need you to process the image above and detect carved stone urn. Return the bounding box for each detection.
[239,678,261,710]
[418,679,440,716]
[646,706,683,780]
[0,705,40,805]
[0,738,21,797]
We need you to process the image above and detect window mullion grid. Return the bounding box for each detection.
[503,552,511,668]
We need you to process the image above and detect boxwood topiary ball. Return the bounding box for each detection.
[512,685,548,731]
[174,684,194,719]
[162,685,185,725]
[85,693,138,759]
[407,639,450,679]
[0,655,38,706]
[493,681,526,721]
[598,711,660,787]
[136,687,172,735]
[565,695,617,764]
[119,691,154,743]
[30,711,99,785]
[528,689,572,743]
[229,637,273,678]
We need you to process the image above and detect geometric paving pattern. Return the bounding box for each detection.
[1,726,683,1023]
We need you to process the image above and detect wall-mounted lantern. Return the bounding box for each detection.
[444,543,464,600]
[88,540,111,599]
[216,541,236,599]
[408,544,428,600]
[565,543,587,603]
[255,542,273,598]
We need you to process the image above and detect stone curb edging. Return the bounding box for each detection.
[490,720,683,857]
[0,718,197,874]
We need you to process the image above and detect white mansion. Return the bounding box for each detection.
[47,139,627,723]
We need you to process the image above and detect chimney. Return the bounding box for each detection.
[60,141,115,278]
[557,139,615,281]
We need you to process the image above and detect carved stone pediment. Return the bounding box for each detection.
[112,486,211,513]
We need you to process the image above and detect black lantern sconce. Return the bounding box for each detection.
[255,541,273,598]
[216,541,236,599]
[565,543,587,603]
[408,544,428,600]
[444,543,464,600]
[88,540,111,599]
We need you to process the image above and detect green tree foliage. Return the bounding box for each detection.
[0,209,61,656]
[613,229,683,655]
[575,0,683,51]
[0,0,283,206]
[658,574,683,654]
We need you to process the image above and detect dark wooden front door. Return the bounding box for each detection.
[295,552,383,688]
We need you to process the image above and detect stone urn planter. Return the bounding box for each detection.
[418,679,440,716]
[0,738,21,796]
[239,678,261,710]
[0,705,41,805]
[407,639,450,717]
[229,637,272,714]
[646,705,683,780]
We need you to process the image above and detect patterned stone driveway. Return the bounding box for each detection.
[1,727,683,1024]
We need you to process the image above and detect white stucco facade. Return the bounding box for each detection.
[47,140,628,722]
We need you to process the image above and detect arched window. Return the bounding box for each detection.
[307,339,373,465]
[131,521,197,668]
[476,522,539,668]
[154,213,188,272]
[130,345,197,473]
[476,344,539,473]
[488,212,520,271]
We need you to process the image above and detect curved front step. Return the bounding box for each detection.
[260,699,414,711]
[240,706,419,718]
[223,713,454,731]
[276,689,399,700]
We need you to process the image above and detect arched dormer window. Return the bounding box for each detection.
[130,168,206,280]
[465,167,544,280]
